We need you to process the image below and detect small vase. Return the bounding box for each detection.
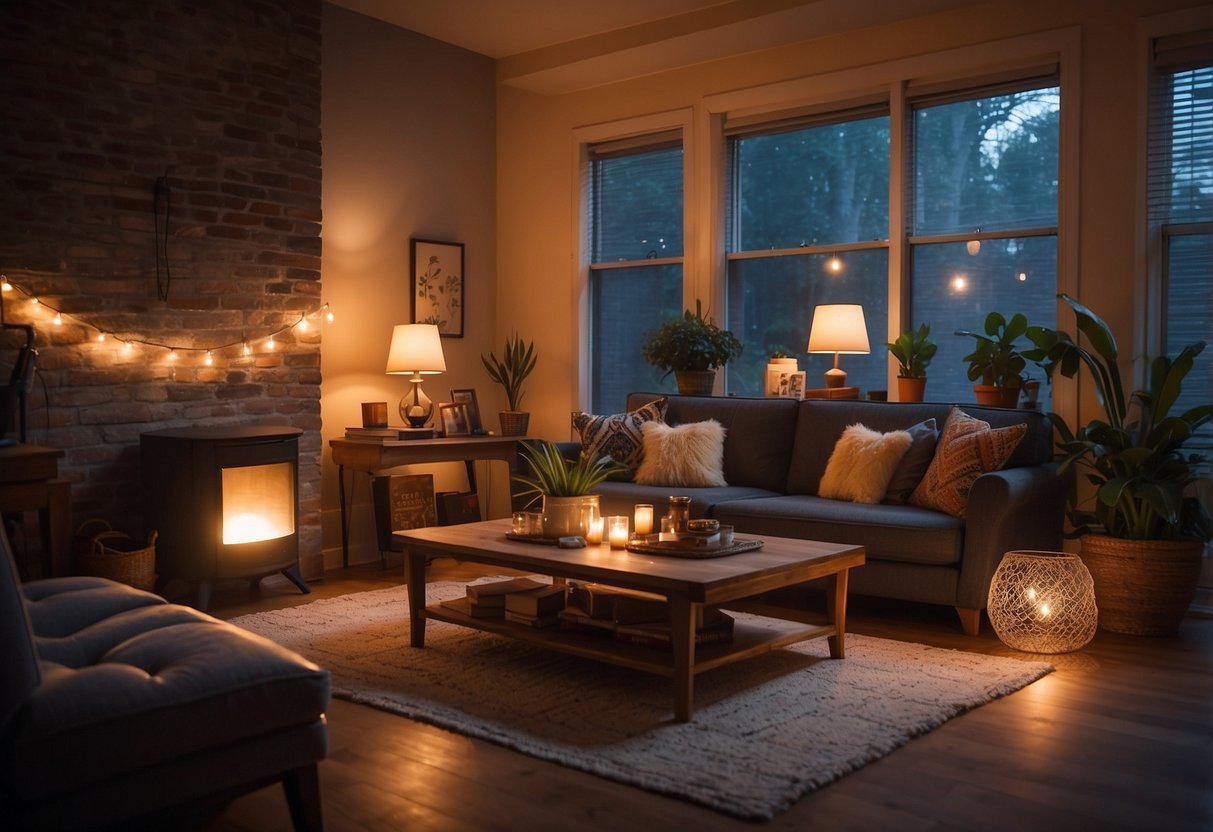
[541,494,600,539]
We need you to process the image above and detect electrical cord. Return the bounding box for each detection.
[154,173,172,301]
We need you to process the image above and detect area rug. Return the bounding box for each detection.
[230,582,1052,820]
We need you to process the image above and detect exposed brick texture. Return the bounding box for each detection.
[0,0,325,579]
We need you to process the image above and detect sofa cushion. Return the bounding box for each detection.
[818,424,912,504]
[714,495,964,566]
[909,408,1026,518]
[634,419,727,487]
[883,418,938,503]
[572,396,668,479]
[627,393,800,491]
[786,400,1050,495]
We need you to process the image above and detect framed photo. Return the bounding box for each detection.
[786,371,806,398]
[450,388,482,432]
[437,401,472,437]
[410,238,464,338]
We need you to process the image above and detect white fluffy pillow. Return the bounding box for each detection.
[633,420,727,487]
[818,423,914,504]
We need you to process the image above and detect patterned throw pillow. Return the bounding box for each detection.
[818,423,914,504]
[633,419,727,487]
[908,408,1026,518]
[571,397,668,479]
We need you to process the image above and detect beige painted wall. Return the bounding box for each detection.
[321,5,499,568]
[495,0,1209,446]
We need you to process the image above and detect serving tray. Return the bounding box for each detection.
[625,537,764,559]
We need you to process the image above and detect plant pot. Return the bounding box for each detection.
[973,384,1020,408]
[498,411,529,436]
[896,376,927,403]
[541,494,600,539]
[674,370,716,396]
[1020,379,1041,410]
[1078,534,1204,636]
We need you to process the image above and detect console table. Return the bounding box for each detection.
[329,435,529,567]
[0,444,71,579]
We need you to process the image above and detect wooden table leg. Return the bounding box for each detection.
[826,568,849,659]
[668,594,696,722]
[407,551,427,647]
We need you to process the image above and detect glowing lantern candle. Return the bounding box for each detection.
[633,504,653,536]
[607,516,629,549]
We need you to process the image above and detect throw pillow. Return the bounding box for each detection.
[909,408,1027,518]
[817,423,914,504]
[633,419,727,488]
[883,418,939,504]
[571,397,668,479]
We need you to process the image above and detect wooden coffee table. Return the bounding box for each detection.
[395,518,864,721]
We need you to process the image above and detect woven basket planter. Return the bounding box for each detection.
[1079,534,1204,636]
[498,411,530,437]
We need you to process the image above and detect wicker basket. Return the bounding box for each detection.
[498,410,530,437]
[78,525,158,592]
[1079,534,1203,636]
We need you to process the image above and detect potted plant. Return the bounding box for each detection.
[956,311,1029,408]
[886,323,937,402]
[641,300,743,395]
[514,440,622,538]
[1025,293,1212,635]
[482,334,537,436]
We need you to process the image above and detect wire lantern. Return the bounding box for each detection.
[987,550,1098,653]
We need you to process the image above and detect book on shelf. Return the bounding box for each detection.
[558,606,733,649]
[503,609,560,628]
[503,584,566,617]
[567,581,716,628]
[466,577,545,606]
[439,596,503,619]
[371,473,437,552]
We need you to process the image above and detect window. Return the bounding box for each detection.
[726,110,890,396]
[1149,37,1212,450]
[588,138,684,412]
[908,81,1061,405]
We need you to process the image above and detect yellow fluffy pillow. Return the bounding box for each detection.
[817,423,914,504]
[633,420,727,487]
[909,408,1027,518]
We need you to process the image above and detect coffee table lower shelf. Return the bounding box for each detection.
[425,602,836,677]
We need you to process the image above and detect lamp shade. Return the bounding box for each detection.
[806,304,870,354]
[385,324,446,374]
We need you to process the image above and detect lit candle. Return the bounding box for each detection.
[608,516,629,549]
[633,504,653,536]
[586,516,604,545]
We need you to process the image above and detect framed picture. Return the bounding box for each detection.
[410,238,464,338]
[437,401,472,437]
[786,371,806,399]
[450,388,482,432]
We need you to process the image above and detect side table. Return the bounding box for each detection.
[0,444,71,578]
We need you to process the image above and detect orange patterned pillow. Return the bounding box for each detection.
[908,408,1026,518]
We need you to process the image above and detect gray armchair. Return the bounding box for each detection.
[0,525,330,830]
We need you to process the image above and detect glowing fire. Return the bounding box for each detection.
[221,462,295,545]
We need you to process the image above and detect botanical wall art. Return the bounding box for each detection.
[410,238,464,337]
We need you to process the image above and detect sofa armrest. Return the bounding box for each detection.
[957,463,1072,610]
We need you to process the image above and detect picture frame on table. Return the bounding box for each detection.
[410,238,464,338]
[786,371,806,399]
[449,388,482,432]
[437,401,472,437]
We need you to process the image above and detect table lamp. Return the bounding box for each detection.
[385,324,446,427]
[806,304,869,388]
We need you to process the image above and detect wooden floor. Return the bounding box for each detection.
[196,558,1213,832]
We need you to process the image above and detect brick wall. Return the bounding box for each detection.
[0,0,325,578]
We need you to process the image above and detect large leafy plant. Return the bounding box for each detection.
[514,440,622,505]
[1025,293,1212,541]
[481,334,537,411]
[641,300,743,374]
[956,311,1029,388]
[886,323,937,379]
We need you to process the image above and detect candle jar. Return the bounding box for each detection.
[511,512,529,535]
[586,515,604,545]
[667,496,692,532]
[633,504,654,536]
[607,516,629,549]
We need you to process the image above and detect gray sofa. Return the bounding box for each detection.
[0,525,330,831]
[580,392,1069,635]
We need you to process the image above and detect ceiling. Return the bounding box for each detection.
[326,0,971,94]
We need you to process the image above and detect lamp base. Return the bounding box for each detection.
[399,378,433,428]
[823,367,847,389]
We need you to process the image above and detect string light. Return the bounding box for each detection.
[0,275,334,369]
[826,255,843,274]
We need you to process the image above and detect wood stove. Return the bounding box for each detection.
[141,425,309,610]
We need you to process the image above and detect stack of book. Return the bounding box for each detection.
[439,576,544,618]
[343,426,436,442]
[560,582,734,649]
[503,584,567,628]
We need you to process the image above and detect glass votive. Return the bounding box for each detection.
[607,516,629,549]
[718,524,735,546]
[511,512,528,535]
[586,516,604,545]
[525,512,544,536]
[634,504,654,536]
